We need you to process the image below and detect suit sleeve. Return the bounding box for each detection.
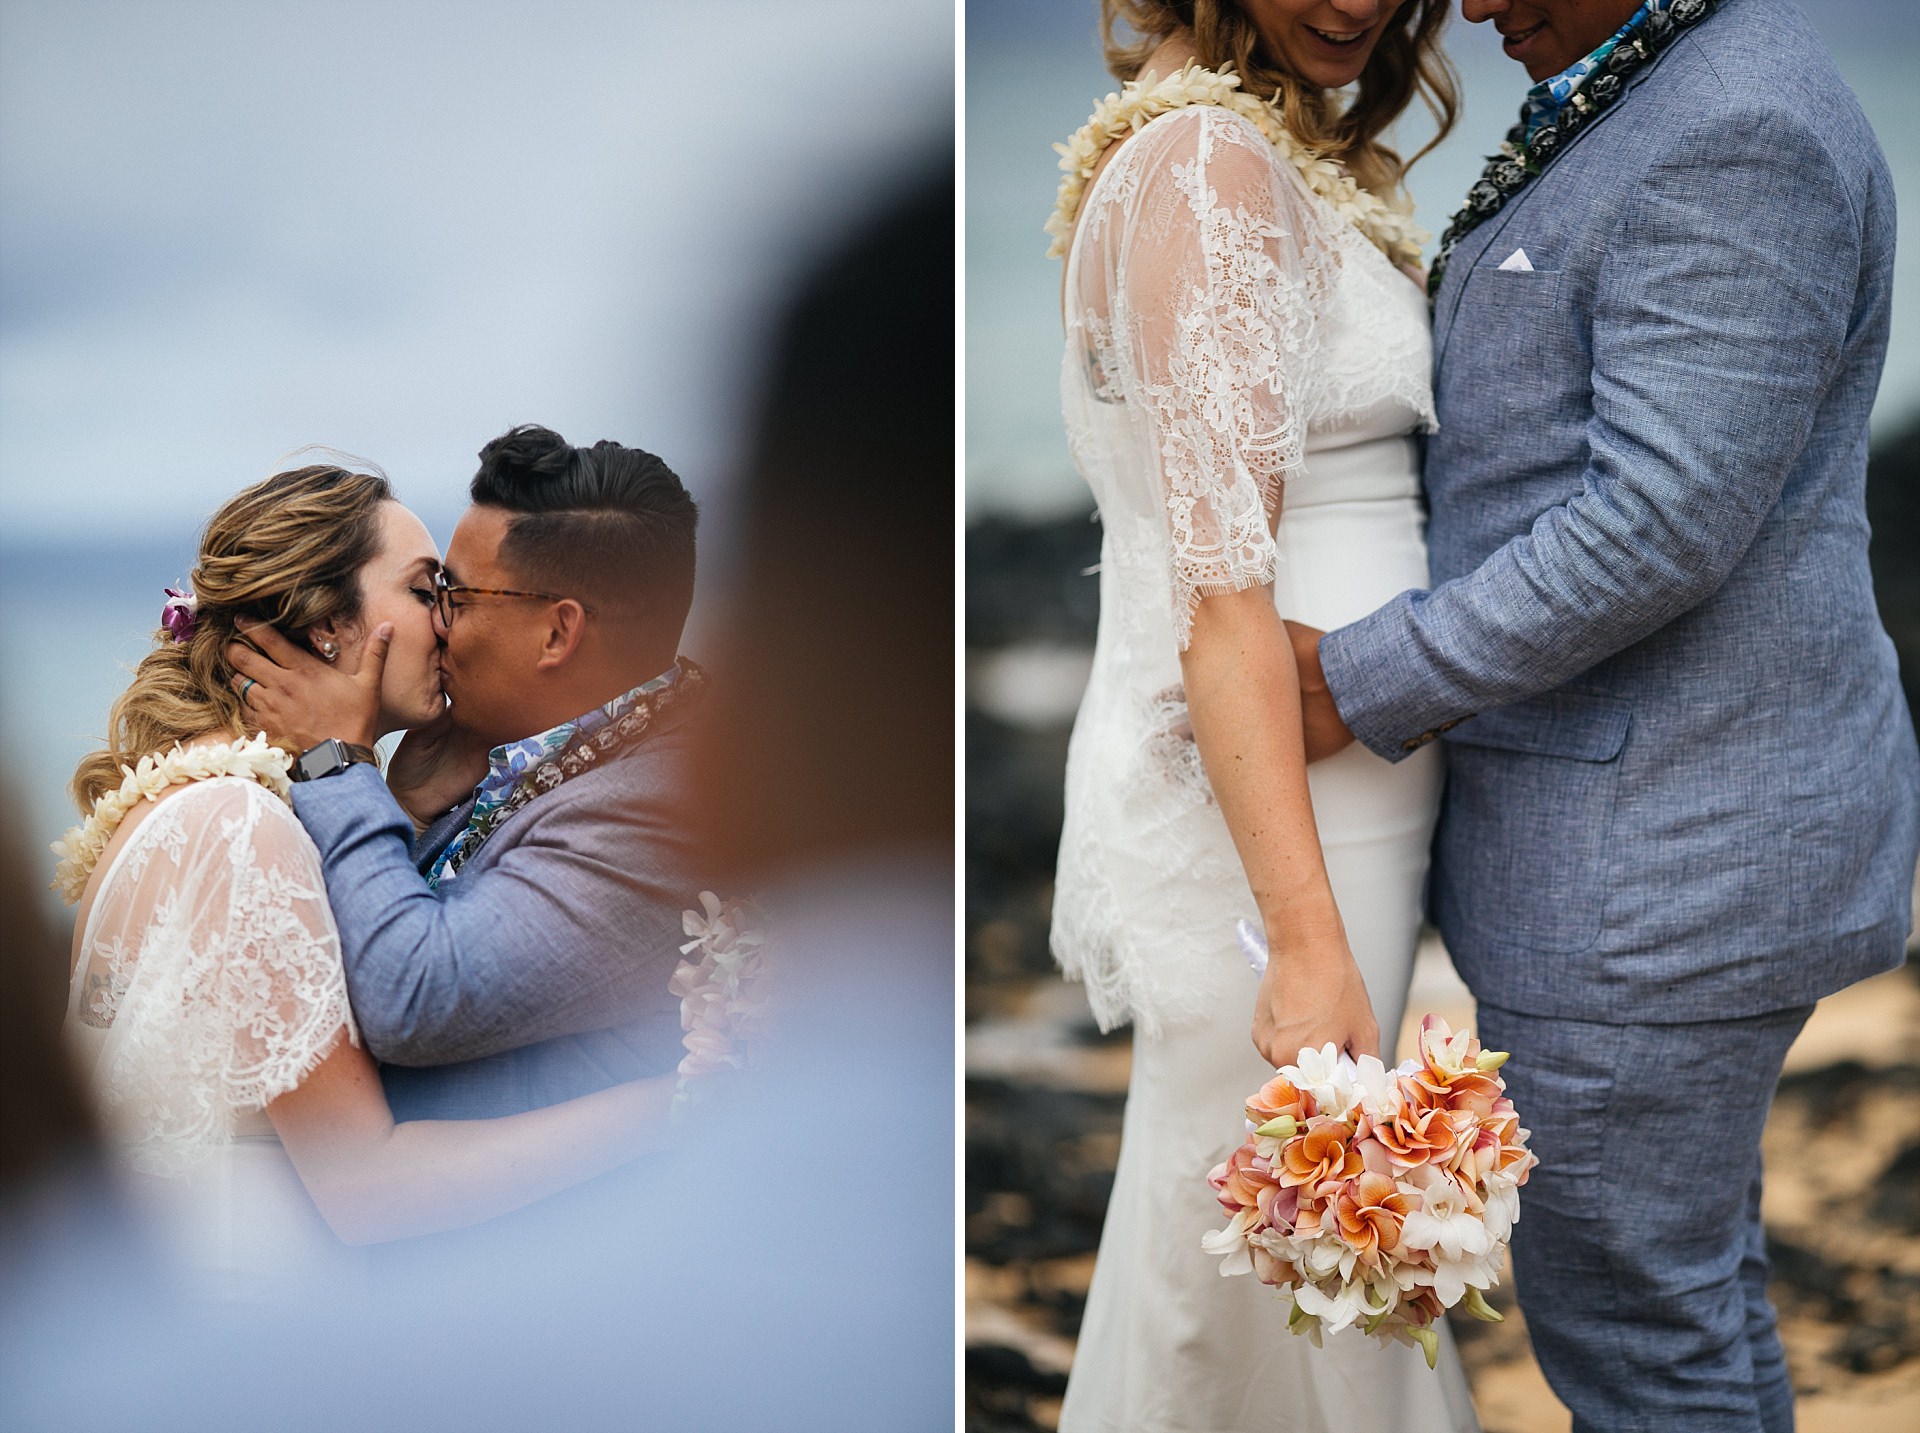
[1318,103,1865,759]
[290,763,700,1066]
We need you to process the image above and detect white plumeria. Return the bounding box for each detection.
[1400,1165,1495,1262]
[1294,1268,1399,1337]
[668,892,770,1115]
[52,735,293,903]
[1279,1042,1358,1118]
[1046,62,1429,268]
[1201,1209,1256,1277]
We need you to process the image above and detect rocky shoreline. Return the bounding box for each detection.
[965,426,1920,1432]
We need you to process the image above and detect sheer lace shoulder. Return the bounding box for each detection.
[1067,105,1346,649]
[72,776,356,1173]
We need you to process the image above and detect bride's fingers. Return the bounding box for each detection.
[229,616,302,668]
[225,638,275,686]
[359,623,393,687]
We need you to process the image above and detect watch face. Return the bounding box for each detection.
[295,740,346,782]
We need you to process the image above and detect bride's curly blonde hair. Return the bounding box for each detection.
[71,465,393,811]
[1102,0,1458,198]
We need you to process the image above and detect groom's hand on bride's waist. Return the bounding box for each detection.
[227,618,387,752]
[1284,621,1355,764]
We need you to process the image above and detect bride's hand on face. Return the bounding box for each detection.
[228,618,392,752]
[1251,921,1380,1068]
[224,501,445,750]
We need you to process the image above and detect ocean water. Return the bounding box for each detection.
[967,0,1920,519]
[0,536,205,922]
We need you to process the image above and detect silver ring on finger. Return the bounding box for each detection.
[240,677,257,705]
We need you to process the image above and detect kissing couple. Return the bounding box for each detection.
[58,422,711,1288]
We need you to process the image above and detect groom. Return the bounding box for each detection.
[230,424,705,1129]
[1295,0,1920,1428]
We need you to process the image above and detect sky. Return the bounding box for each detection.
[0,0,954,545]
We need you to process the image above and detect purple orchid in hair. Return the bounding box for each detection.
[160,587,199,643]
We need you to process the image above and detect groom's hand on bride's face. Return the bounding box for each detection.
[387,709,491,833]
[226,618,387,752]
[1284,621,1355,764]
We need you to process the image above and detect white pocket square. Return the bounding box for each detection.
[1497,247,1535,272]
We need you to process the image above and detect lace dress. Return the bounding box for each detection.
[64,776,360,1300]
[1051,106,1479,1430]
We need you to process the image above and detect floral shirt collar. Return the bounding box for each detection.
[1521,0,1668,138]
[426,662,684,890]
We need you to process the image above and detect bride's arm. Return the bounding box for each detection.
[1114,109,1379,1065]
[266,1034,673,1246]
[1181,586,1380,1066]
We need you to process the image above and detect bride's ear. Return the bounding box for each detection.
[304,613,361,665]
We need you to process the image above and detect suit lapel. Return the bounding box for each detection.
[1432,48,1678,366]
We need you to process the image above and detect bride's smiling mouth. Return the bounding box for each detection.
[1306,26,1369,50]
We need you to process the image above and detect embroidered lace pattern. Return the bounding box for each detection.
[68,776,357,1175]
[1050,102,1434,1034]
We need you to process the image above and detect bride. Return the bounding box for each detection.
[57,462,673,1298]
[1048,0,1480,1427]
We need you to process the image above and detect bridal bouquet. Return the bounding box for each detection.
[669,891,770,1116]
[1202,1015,1537,1367]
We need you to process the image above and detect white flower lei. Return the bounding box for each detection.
[669,891,770,1117]
[1046,63,1429,270]
[52,734,294,903]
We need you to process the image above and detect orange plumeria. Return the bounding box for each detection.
[1280,1116,1364,1196]
[1334,1172,1410,1268]
[1246,1073,1316,1128]
[1372,1082,1461,1168]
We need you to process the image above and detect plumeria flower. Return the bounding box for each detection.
[1281,1042,1358,1117]
[1201,1209,1257,1276]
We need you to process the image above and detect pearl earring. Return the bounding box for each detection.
[318,641,339,663]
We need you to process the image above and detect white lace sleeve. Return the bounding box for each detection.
[77,778,357,1173]
[1107,107,1329,648]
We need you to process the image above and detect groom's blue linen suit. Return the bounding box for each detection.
[289,696,703,1121]
[1318,1,1919,1427]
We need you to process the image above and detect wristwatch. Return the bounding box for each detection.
[291,738,380,783]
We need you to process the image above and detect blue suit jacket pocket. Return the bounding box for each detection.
[1462,266,1563,310]
[1444,689,1631,763]
[1436,690,1631,956]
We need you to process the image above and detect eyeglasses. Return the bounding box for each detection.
[425,568,592,629]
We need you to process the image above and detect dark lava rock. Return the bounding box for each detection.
[966,1343,1065,1433]
[1772,1059,1920,1127]
[1867,418,1920,728]
[966,711,1071,987]
[968,512,1102,649]
[1835,1318,1911,1375]
[967,1344,1069,1398]
[1870,1139,1920,1233]
[968,1077,1123,1264]
[966,711,1069,895]
[1766,1233,1858,1322]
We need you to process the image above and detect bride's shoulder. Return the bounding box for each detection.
[132,776,314,866]
[1117,102,1270,170]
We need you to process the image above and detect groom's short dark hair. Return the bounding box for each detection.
[471,424,698,639]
